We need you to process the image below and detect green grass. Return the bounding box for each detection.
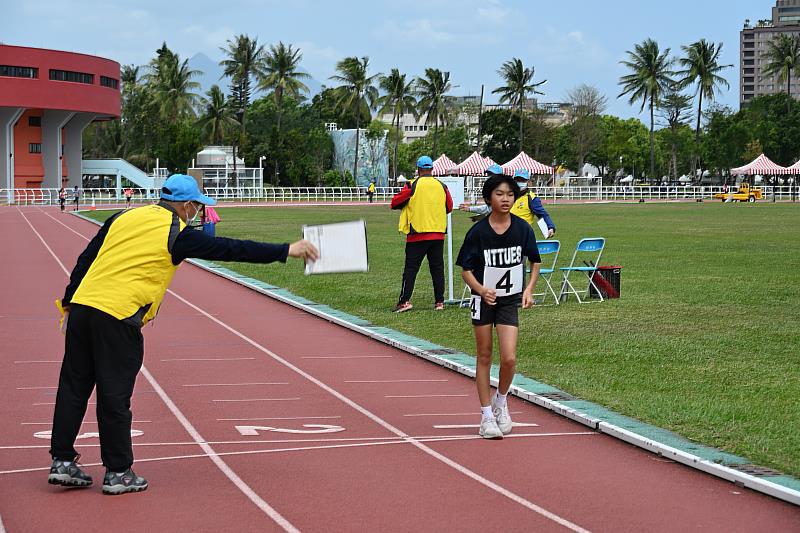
[86,202,800,476]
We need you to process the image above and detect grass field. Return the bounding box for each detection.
[87,202,800,476]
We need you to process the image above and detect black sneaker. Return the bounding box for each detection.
[102,468,148,495]
[48,459,93,487]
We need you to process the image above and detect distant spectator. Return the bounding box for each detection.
[58,188,66,212]
[124,188,133,209]
[72,186,80,211]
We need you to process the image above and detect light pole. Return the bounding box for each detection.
[258,155,266,192]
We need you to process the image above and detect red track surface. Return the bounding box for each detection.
[1,207,798,532]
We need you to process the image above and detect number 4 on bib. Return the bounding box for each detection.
[483,265,523,297]
[470,295,481,320]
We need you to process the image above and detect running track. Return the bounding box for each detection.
[0,207,797,532]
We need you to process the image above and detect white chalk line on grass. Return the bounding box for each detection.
[25,209,299,533]
[0,432,597,474]
[43,208,592,533]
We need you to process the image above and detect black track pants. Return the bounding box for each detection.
[398,239,445,304]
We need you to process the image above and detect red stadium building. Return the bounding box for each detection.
[0,45,120,190]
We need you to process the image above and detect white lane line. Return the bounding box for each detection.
[16,386,58,390]
[301,355,393,359]
[345,379,448,383]
[404,412,524,417]
[0,432,598,471]
[166,290,591,532]
[27,209,299,533]
[434,422,540,429]
[218,416,341,421]
[0,510,5,533]
[13,361,60,364]
[385,394,469,398]
[161,357,256,362]
[183,382,289,387]
[212,398,300,403]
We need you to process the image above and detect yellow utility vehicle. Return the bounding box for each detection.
[714,183,763,202]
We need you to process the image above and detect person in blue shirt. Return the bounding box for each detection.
[460,167,556,238]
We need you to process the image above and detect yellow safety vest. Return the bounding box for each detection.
[368,183,375,193]
[397,178,416,234]
[405,176,447,234]
[510,191,538,225]
[71,204,185,326]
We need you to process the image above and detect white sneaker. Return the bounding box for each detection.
[479,417,503,439]
[492,399,513,435]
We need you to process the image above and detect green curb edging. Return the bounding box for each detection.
[71,211,800,505]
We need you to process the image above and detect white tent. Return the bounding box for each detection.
[620,175,634,183]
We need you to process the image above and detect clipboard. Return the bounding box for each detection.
[536,218,549,239]
[302,220,369,275]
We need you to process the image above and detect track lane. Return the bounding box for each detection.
[1,207,797,532]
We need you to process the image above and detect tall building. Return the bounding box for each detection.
[740,1,800,107]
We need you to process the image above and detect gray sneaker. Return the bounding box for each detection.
[102,468,148,495]
[48,459,93,487]
[492,400,513,435]
[479,417,503,439]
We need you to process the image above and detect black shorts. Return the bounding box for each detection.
[469,294,520,326]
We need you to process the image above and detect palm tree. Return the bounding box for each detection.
[658,90,693,179]
[492,58,547,152]
[762,33,800,111]
[377,68,417,179]
[415,68,454,157]
[676,39,732,175]
[619,38,675,180]
[197,85,240,144]
[259,42,310,184]
[330,56,380,181]
[146,47,201,122]
[219,34,267,134]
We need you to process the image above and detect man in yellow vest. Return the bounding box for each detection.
[48,174,318,495]
[460,166,555,238]
[390,156,453,312]
[367,179,376,203]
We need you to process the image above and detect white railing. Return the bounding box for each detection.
[3,186,799,207]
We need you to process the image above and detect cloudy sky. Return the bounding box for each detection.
[1,0,770,118]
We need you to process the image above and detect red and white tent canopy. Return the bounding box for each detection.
[485,156,497,167]
[432,154,456,176]
[452,151,493,176]
[731,154,791,175]
[501,151,554,175]
[787,159,800,173]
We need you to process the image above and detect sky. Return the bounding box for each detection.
[1,0,774,119]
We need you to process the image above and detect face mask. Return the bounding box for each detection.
[185,202,202,227]
[515,181,528,192]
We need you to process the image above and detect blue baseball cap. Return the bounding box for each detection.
[160,174,216,205]
[513,169,530,181]
[486,164,504,176]
[416,155,434,169]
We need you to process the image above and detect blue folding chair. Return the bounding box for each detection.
[533,240,560,305]
[558,238,605,303]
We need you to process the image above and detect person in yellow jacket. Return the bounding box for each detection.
[48,174,318,495]
[390,156,453,312]
[367,179,376,203]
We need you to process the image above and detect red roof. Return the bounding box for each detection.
[731,154,791,175]
[452,151,492,176]
[432,154,456,176]
[501,151,554,175]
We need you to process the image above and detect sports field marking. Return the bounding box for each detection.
[433,422,540,429]
[218,416,342,421]
[16,386,57,390]
[404,411,523,417]
[183,382,289,387]
[344,379,449,383]
[0,432,597,474]
[212,397,301,403]
[13,360,60,364]
[160,357,257,362]
[0,510,6,533]
[24,209,299,533]
[385,394,469,398]
[301,355,393,359]
[43,210,591,532]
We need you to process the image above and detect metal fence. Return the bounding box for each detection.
[3,185,799,207]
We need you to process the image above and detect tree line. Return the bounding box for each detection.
[84,32,800,187]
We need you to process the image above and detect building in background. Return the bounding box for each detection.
[740,0,800,107]
[0,45,120,190]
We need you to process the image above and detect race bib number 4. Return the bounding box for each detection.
[483,264,523,297]
[470,294,481,320]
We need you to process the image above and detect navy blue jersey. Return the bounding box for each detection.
[456,214,541,299]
